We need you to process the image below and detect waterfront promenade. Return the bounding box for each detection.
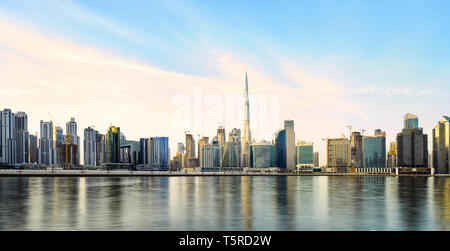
[0,170,448,177]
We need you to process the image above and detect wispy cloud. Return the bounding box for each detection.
[50,0,147,45]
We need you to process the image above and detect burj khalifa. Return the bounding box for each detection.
[241,71,251,167]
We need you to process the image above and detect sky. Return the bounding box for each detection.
[1,0,449,165]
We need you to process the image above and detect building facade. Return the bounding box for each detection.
[273,129,286,169]
[296,141,314,167]
[149,137,169,170]
[66,118,80,166]
[38,120,56,166]
[84,127,97,167]
[29,134,38,164]
[200,144,220,168]
[313,152,319,168]
[15,112,29,164]
[104,126,120,165]
[220,141,240,168]
[0,109,16,166]
[285,120,296,171]
[185,133,195,168]
[327,138,351,172]
[432,116,450,174]
[362,130,386,169]
[250,142,274,168]
[387,142,397,169]
[396,113,428,168]
[350,132,363,169]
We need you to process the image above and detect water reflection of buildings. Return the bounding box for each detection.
[273,176,295,230]
[398,177,429,230]
[241,176,252,230]
[434,177,450,230]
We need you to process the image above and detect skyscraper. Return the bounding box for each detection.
[273,129,286,169]
[313,152,319,168]
[198,136,209,161]
[241,71,252,168]
[53,126,64,148]
[104,126,120,165]
[396,113,428,168]
[148,137,169,170]
[38,120,56,166]
[139,138,149,165]
[296,141,313,168]
[66,117,80,165]
[250,141,275,168]
[185,133,196,168]
[95,132,104,166]
[0,109,16,166]
[362,130,386,169]
[327,138,351,172]
[404,113,419,129]
[285,120,296,171]
[29,134,38,164]
[15,112,29,164]
[220,141,240,168]
[229,128,241,143]
[217,127,226,145]
[432,116,450,174]
[200,144,220,168]
[84,127,97,167]
[387,142,397,169]
[350,132,363,169]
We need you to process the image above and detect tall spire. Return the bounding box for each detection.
[242,70,251,167]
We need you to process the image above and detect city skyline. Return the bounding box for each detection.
[1,0,450,166]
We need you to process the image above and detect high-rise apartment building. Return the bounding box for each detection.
[66,118,80,165]
[0,109,16,166]
[38,120,56,166]
[95,133,104,166]
[84,127,97,167]
[198,136,209,161]
[15,112,29,164]
[432,116,450,174]
[185,133,196,168]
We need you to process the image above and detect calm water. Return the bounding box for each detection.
[0,176,449,231]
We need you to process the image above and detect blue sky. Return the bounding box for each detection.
[1,0,449,163]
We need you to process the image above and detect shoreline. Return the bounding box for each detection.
[0,170,448,177]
